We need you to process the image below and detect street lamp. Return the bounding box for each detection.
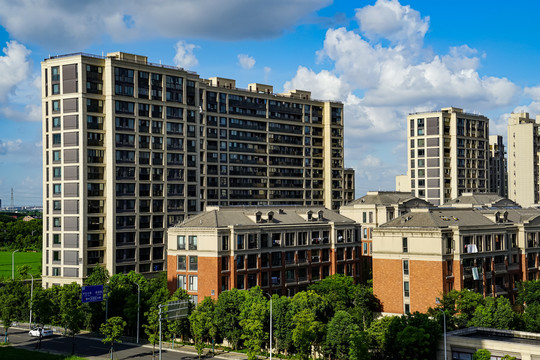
[263,293,273,360]
[29,274,34,329]
[11,249,19,279]
[135,282,140,344]
[436,298,447,360]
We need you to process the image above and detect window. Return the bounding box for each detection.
[404,281,410,297]
[53,150,61,162]
[189,235,197,250]
[52,117,61,128]
[177,255,186,270]
[53,234,61,244]
[237,274,245,290]
[402,237,408,253]
[53,167,61,178]
[53,251,61,261]
[221,235,229,251]
[236,255,245,269]
[52,83,60,94]
[404,303,410,314]
[52,267,60,276]
[177,275,186,290]
[189,256,198,271]
[53,184,61,195]
[53,217,61,228]
[53,200,61,211]
[363,242,368,255]
[177,235,185,250]
[362,212,366,223]
[189,275,198,291]
[52,133,61,146]
[403,260,409,275]
[52,100,60,112]
[237,234,244,250]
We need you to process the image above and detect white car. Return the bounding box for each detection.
[29,328,53,337]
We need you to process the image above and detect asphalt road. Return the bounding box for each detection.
[5,326,249,360]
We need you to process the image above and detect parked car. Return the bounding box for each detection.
[29,328,53,337]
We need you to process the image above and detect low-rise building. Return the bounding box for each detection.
[373,207,540,315]
[166,206,361,302]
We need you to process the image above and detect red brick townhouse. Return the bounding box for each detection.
[166,206,362,302]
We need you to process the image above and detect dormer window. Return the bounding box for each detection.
[255,211,262,223]
[307,210,313,221]
[267,211,274,222]
[317,210,324,221]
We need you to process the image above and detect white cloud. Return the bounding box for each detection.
[356,0,429,50]
[0,41,31,102]
[173,41,199,69]
[0,138,22,155]
[238,54,256,70]
[0,0,332,50]
[284,66,350,101]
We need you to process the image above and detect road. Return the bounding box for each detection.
[5,326,250,359]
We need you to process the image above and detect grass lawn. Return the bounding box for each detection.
[0,251,41,279]
[0,347,87,359]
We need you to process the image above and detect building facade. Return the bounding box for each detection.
[373,207,540,315]
[339,191,431,282]
[507,112,540,207]
[41,52,348,287]
[488,135,507,198]
[166,206,361,302]
[407,107,490,205]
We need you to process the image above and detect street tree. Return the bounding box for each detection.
[59,283,86,354]
[214,288,246,349]
[325,310,360,360]
[100,316,126,359]
[190,297,217,358]
[239,299,267,360]
[291,309,320,360]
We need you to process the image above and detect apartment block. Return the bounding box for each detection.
[488,135,507,198]
[407,107,490,205]
[41,52,348,287]
[339,191,431,282]
[507,112,540,207]
[373,207,540,315]
[166,206,361,302]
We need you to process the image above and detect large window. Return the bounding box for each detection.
[189,236,197,250]
[403,260,409,275]
[402,237,408,253]
[221,235,229,251]
[404,281,410,297]
[189,275,198,291]
[177,275,186,290]
[177,255,186,270]
[189,256,198,271]
[177,235,185,250]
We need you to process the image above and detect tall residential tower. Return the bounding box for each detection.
[41,52,348,287]
[407,107,490,205]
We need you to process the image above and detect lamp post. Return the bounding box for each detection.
[12,249,19,279]
[436,298,447,360]
[29,274,34,329]
[263,293,273,360]
[135,282,140,344]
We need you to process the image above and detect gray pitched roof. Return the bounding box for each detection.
[345,191,431,207]
[381,208,496,228]
[173,206,355,228]
[444,193,519,208]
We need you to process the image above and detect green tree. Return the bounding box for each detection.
[350,285,380,330]
[214,288,246,349]
[349,330,371,360]
[522,302,540,332]
[473,349,491,360]
[308,274,355,320]
[59,283,86,354]
[240,300,266,360]
[84,266,109,331]
[470,297,517,330]
[271,295,293,355]
[517,280,540,306]
[190,297,217,358]
[167,288,192,344]
[291,309,320,360]
[366,315,396,359]
[0,293,16,343]
[325,311,360,360]
[100,316,126,359]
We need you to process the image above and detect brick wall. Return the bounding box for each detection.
[409,259,444,313]
[373,258,403,313]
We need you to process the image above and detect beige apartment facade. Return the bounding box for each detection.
[488,135,507,198]
[41,52,349,287]
[406,107,490,205]
[507,112,540,207]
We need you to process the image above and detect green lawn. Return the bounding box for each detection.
[0,251,41,279]
[0,347,87,359]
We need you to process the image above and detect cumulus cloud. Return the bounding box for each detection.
[0,0,331,50]
[173,41,199,69]
[238,54,256,70]
[0,41,32,102]
[284,66,350,101]
[0,138,23,155]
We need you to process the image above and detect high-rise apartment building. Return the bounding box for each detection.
[488,135,507,198]
[407,107,490,205]
[41,52,348,287]
[507,112,540,207]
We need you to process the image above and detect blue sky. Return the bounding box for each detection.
[1,0,540,206]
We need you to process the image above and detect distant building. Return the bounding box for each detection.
[373,207,540,315]
[339,191,431,282]
[166,206,361,302]
[439,327,540,360]
[507,112,540,207]
[406,107,490,205]
[23,215,35,222]
[443,192,518,208]
[488,135,507,198]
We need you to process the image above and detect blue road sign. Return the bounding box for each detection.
[82,285,104,303]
